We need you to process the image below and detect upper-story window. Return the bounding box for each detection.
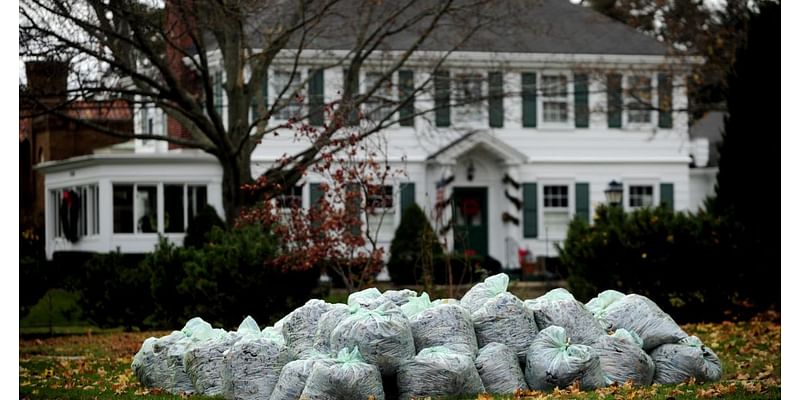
[627,75,653,124]
[454,73,483,123]
[628,185,654,208]
[364,72,394,123]
[273,70,304,121]
[541,75,569,124]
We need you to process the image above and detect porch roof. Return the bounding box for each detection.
[427,131,528,166]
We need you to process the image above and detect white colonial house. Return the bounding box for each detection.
[37,0,713,272]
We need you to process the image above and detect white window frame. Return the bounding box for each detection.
[452,71,485,126]
[538,71,573,128]
[51,184,101,240]
[112,182,209,236]
[365,184,397,241]
[623,180,660,211]
[362,71,396,124]
[623,72,656,128]
[538,180,575,244]
[271,68,306,123]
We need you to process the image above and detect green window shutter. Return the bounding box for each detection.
[343,68,359,126]
[575,182,590,223]
[251,72,268,124]
[489,71,504,128]
[399,70,414,127]
[658,74,673,129]
[213,70,223,116]
[522,73,537,127]
[522,183,538,238]
[309,183,323,230]
[434,70,450,127]
[346,183,362,236]
[660,183,674,211]
[399,182,416,215]
[574,74,589,128]
[607,74,622,128]
[308,69,325,126]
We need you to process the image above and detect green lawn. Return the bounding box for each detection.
[19,313,780,399]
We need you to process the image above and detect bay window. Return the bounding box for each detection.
[113,183,208,234]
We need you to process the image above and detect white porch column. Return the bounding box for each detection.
[503,164,523,269]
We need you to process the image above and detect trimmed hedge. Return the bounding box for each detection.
[559,204,772,322]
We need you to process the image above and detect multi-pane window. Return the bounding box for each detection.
[136,185,158,233]
[273,70,303,121]
[363,72,393,122]
[276,185,303,208]
[455,74,483,123]
[627,75,652,123]
[52,185,99,239]
[366,185,394,237]
[543,185,569,208]
[543,185,569,240]
[628,185,654,208]
[113,183,208,234]
[541,75,568,123]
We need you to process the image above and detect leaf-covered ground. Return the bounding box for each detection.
[19,312,780,399]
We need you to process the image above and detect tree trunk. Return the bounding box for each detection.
[220,151,254,225]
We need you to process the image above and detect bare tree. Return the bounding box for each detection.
[19,0,497,222]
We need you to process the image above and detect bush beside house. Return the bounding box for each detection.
[559,204,770,322]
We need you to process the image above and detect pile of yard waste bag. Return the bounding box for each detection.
[132,273,722,399]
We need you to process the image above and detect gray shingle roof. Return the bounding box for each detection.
[242,0,670,56]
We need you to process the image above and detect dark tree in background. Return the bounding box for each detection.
[710,2,780,306]
[585,0,759,121]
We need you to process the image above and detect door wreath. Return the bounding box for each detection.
[460,198,481,218]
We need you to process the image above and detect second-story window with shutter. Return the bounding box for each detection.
[454,73,483,124]
[627,75,653,124]
[541,74,569,124]
[273,70,304,121]
[364,72,393,123]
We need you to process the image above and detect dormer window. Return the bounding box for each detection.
[541,75,569,124]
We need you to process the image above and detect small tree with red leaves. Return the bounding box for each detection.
[240,104,406,292]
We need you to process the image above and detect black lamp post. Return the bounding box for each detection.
[605,180,623,206]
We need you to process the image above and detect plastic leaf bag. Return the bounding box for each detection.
[261,326,286,346]
[382,289,418,306]
[299,347,385,400]
[524,326,607,391]
[330,302,415,375]
[650,336,722,384]
[132,337,160,388]
[282,299,335,359]
[585,290,626,330]
[268,352,335,400]
[348,287,393,310]
[524,288,606,345]
[221,316,290,400]
[396,346,485,400]
[402,293,478,356]
[472,292,538,363]
[594,329,655,386]
[601,294,688,350]
[460,273,509,314]
[475,342,528,394]
[312,303,350,353]
[184,331,240,396]
[163,336,196,394]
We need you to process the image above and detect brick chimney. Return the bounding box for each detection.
[25,60,69,106]
[165,0,198,149]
